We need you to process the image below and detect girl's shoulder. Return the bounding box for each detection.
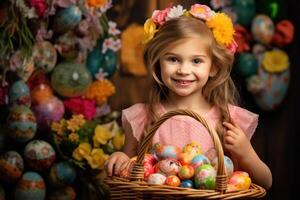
[228,104,259,139]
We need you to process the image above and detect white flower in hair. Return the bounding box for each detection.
[166,5,186,21]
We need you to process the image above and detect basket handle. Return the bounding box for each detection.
[130,109,228,192]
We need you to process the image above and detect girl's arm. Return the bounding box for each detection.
[223,122,272,189]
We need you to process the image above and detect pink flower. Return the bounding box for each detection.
[152,7,171,25]
[64,97,97,120]
[27,0,48,17]
[189,4,215,21]
[226,40,238,54]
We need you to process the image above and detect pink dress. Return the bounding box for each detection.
[122,103,258,153]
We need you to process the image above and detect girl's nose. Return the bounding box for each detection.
[176,62,190,75]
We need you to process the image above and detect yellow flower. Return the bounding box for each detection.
[84,79,115,106]
[206,13,234,46]
[72,143,92,161]
[262,49,289,73]
[93,125,113,147]
[86,0,107,8]
[87,149,109,170]
[67,114,86,132]
[68,133,79,143]
[51,119,67,136]
[143,19,158,43]
[112,130,125,150]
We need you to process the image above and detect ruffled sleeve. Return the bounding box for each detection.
[121,103,149,142]
[229,105,259,140]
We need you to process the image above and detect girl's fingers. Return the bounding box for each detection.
[223,122,241,133]
[226,130,237,138]
[106,157,116,176]
[114,158,127,175]
[224,134,235,145]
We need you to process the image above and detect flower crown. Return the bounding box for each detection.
[144,4,237,53]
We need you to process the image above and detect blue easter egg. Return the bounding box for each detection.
[235,53,259,77]
[7,105,37,143]
[180,179,194,188]
[190,154,210,170]
[9,80,31,107]
[14,171,46,200]
[48,161,77,187]
[211,156,234,176]
[52,6,82,33]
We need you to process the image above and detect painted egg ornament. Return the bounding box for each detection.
[251,14,275,44]
[147,173,166,185]
[194,164,216,189]
[51,62,92,97]
[14,171,46,200]
[32,41,57,73]
[227,171,251,191]
[32,97,65,130]
[211,156,234,176]
[31,84,54,105]
[178,152,195,165]
[0,151,24,183]
[52,6,82,33]
[155,144,181,160]
[7,105,37,143]
[204,148,217,162]
[182,141,202,155]
[24,140,56,171]
[180,179,194,188]
[98,49,118,78]
[48,161,77,187]
[231,0,256,26]
[190,154,210,170]
[178,165,194,180]
[16,57,35,82]
[48,186,76,200]
[9,80,31,107]
[55,31,78,60]
[155,158,181,176]
[165,175,181,187]
[235,53,259,77]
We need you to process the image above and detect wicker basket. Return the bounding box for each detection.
[104,110,266,199]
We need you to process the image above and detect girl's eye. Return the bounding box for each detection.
[167,56,179,63]
[193,58,202,64]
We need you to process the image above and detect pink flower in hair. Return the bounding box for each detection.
[226,40,238,54]
[152,7,171,26]
[189,4,215,21]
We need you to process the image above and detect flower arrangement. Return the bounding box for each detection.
[51,113,125,170]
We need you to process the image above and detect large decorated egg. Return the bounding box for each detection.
[32,41,57,73]
[0,151,24,183]
[55,32,78,60]
[178,165,194,180]
[16,57,35,82]
[48,161,77,187]
[190,154,210,170]
[14,171,46,200]
[194,164,216,189]
[231,0,256,26]
[48,186,76,200]
[155,158,181,176]
[31,84,54,105]
[147,173,166,185]
[24,140,56,171]
[182,141,202,155]
[227,171,251,191]
[251,14,274,44]
[52,6,82,33]
[152,143,181,160]
[211,156,234,176]
[9,80,31,107]
[165,175,181,187]
[7,105,37,143]
[235,53,259,77]
[51,62,92,97]
[32,97,65,130]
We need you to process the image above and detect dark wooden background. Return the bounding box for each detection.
[108,0,300,199]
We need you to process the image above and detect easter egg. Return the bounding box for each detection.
[0,151,24,183]
[165,175,181,187]
[204,148,217,162]
[51,62,92,97]
[32,41,57,73]
[227,171,251,191]
[55,32,78,59]
[231,0,256,26]
[48,161,77,187]
[194,164,216,189]
[52,6,82,33]
[211,156,234,176]
[178,152,195,165]
[155,158,181,176]
[32,97,65,130]
[182,141,202,155]
[9,80,31,107]
[235,53,259,77]
[251,14,274,44]
[7,105,37,143]
[31,84,54,105]
[190,154,210,170]
[24,140,56,171]
[153,144,181,160]
[147,173,166,185]
[14,171,46,200]
[178,165,194,180]
[180,179,194,188]
[48,186,76,200]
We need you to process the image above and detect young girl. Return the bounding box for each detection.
[106,4,272,189]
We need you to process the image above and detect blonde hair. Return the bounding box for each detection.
[143,16,239,144]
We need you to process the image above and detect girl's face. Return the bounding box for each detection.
[159,36,216,97]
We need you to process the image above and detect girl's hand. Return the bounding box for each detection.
[222,122,253,159]
[105,151,130,176]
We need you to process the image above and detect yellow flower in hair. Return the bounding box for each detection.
[143,19,158,43]
[206,13,235,46]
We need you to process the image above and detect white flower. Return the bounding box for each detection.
[100,0,112,13]
[108,21,121,35]
[166,5,186,21]
[95,68,109,80]
[102,38,121,53]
